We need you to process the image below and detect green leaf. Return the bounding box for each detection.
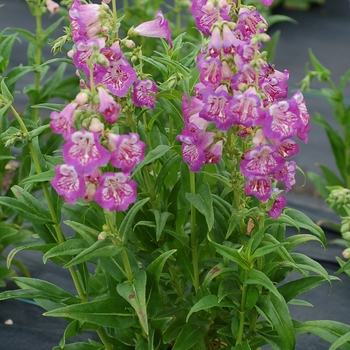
[319,164,346,187]
[19,169,55,185]
[119,197,150,244]
[117,270,149,335]
[11,185,52,221]
[0,197,51,224]
[208,238,250,270]
[31,103,65,111]
[329,331,350,350]
[186,295,218,322]
[245,269,282,301]
[283,233,323,251]
[43,239,89,264]
[7,28,35,43]
[45,297,135,329]
[172,324,206,350]
[308,49,331,81]
[1,77,14,102]
[64,240,122,268]
[284,208,325,245]
[185,183,214,231]
[278,276,326,303]
[294,319,350,349]
[53,342,101,350]
[0,101,11,121]
[257,293,295,350]
[132,145,171,177]
[149,209,174,241]
[0,33,19,73]
[63,221,99,245]
[146,249,176,306]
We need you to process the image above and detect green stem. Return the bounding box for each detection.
[112,0,118,37]
[236,270,249,345]
[190,171,200,292]
[8,103,87,301]
[33,0,42,123]
[121,248,133,281]
[97,328,113,350]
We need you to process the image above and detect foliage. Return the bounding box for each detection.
[0,0,347,349]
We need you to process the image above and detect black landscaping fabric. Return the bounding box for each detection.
[1,0,350,349]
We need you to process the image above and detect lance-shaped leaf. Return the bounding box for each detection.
[149,209,174,241]
[172,324,206,350]
[64,240,122,268]
[117,270,149,335]
[146,249,176,316]
[45,297,135,329]
[257,293,295,350]
[186,183,214,231]
[186,295,218,322]
[294,319,350,349]
[245,269,282,301]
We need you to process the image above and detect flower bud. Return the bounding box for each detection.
[67,49,74,58]
[343,248,350,259]
[102,0,111,3]
[342,231,350,241]
[124,39,136,49]
[89,117,104,133]
[75,91,89,106]
[46,0,59,14]
[97,54,110,67]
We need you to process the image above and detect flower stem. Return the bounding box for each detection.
[34,0,42,123]
[190,171,200,292]
[236,270,249,345]
[97,327,113,350]
[112,0,118,38]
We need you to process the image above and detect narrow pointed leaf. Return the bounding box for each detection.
[117,270,148,335]
[172,324,206,350]
[186,295,218,322]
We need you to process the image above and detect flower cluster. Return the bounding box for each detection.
[50,0,171,211]
[177,0,309,218]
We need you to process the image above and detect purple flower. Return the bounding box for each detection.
[51,164,86,205]
[261,0,274,6]
[200,87,232,130]
[291,90,310,143]
[69,0,103,41]
[238,8,268,37]
[261,67,289,105]
[263,99,301,141]
[132,79,158,109]
[97,87,121,124]
[109,133,146,173]
[50,102,77,140]
[208,26,223,57]
[268,194,287,219]
[63,130,110,175]
[133,11,172,48]
[273,161,296,192]
[271,138,300,159]
[94,42,137,97]
[225,87,266,127]
[94,172,137,211]
[197,55,222,89]
[244,175,271,202]
[73,38,105,72]
[240,145,285,177]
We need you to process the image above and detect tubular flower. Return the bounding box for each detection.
[244,176,272,202]
[132,11,172,48]
[51,164,86,205]
[46,0,59,14]
[268,194,287,219]
[97,86,121,124]
[49,102,77,140]
[109,133,146,173]
[63,130,110,175]
[261,0,274,5]
[94,172,137,211]
[132,79,158,109]
[94,42,137,97]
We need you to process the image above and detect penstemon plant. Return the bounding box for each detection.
[1,0,349,349]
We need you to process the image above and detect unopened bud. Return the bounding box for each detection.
[97,54,110,67]
[124,39,135,49]
[75,91,89,105]
[343,248,350,259]
[79,79,85,89]
[203,1,215,13]
[342,231,350,241]
[67,49,74,58]
[89,117,104,133]
[102,0,111,3]
[98,231,107,241]
[46,0,59,14]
